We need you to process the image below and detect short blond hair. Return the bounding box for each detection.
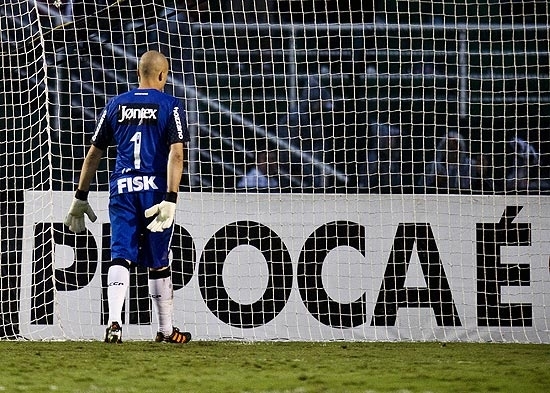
[138,50,169,79]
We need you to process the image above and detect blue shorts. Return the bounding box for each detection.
[109,192,173,269]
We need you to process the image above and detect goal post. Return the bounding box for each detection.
[1,0,549,342]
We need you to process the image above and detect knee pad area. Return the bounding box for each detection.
[111,258,131,270]
[149,267,171,280]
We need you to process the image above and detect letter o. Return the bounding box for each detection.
[199,221,293,328]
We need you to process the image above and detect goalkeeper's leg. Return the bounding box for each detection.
[105,258,130,343]
[145,216,191,343]
[149,267,191,344]
[148,267,174,336]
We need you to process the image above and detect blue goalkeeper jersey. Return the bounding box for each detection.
[91,88,190,197]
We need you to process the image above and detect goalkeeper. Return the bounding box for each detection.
[65,50,191,344]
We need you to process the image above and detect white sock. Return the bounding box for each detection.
[107,264,130,325]
[149,276,174,336]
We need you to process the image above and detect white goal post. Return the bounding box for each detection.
[1,0,549,342]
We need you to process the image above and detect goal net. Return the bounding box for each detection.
[1,0,549,342]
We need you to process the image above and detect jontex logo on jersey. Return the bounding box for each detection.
[118,104,159,124]
[117,175,158,194]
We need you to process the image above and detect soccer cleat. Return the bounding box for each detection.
[104,321,123,343]
[155,327,191,344]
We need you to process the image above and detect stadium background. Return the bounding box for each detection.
[1,0,549,340]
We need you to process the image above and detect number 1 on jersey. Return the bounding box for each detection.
[130,131,142,169]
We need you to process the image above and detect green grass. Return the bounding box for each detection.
[0,341,548,393]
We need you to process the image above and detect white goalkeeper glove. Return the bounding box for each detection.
[145,199,177,232]
[64,191,97,233]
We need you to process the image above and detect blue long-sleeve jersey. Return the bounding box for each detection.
[90,88,190,196]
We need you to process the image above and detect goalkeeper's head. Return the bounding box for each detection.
[137,50,170,91]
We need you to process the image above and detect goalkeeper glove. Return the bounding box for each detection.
[64,190,97,233]
[144,193,177,232]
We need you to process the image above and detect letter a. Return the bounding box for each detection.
[370,223,461,327]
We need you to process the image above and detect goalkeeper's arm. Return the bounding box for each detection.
[64,145,104,233]
[145,142,184,232]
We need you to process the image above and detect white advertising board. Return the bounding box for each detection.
[20,191,550,342]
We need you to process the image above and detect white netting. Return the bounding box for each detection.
[0,0,549,341]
